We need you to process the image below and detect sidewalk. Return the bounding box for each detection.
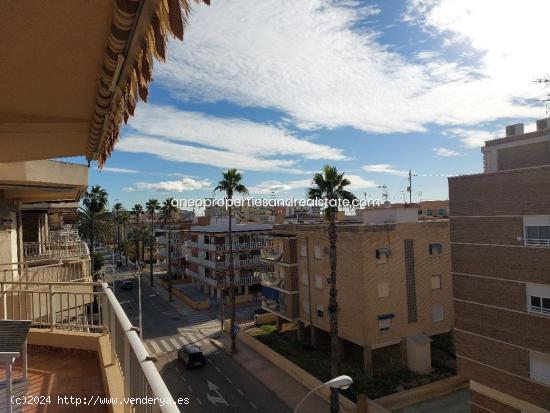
[215,331,330,412]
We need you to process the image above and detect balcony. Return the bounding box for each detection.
[260,270,299,293]
[524,238,550,247]
[188,256,264,271]
[186,240,271,252]
[1,259,91,283]
[2,280,180,412]
[23,240,89,262]
[185,268,261,288]
[261,287,300,321]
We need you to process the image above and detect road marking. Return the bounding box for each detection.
[180,375,186,382]
[207,359,212,364]
[177,336,189,346]
[159,339,172,352]
[169,337,180,349]
[206,380,228,406]
[236,388,244,396]
[214,366,221,373]
[149,341,162,354]
[187,385,193,393]
[225,376,232,384]
[196,398,203,406]
[250,401,258,410]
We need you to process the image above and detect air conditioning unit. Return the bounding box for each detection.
[506,123,524,137]
[536,118,550,131]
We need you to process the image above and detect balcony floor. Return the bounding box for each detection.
[0,346,107,412]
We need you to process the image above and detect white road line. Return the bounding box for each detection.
[149,341,162,354]
[236,388,244,396]
[180,375,187,382]
[207,359,212,364]
[225,377,232,384]
[214,366,221,373]
[177,336,189,346]
[169,337,180,349]
[187,385,193,393]
[250,401,258,410]
[196,398,203,406]
[159,339,172,352]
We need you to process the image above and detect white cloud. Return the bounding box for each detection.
[155,0,543,136]
[444,128,497,148]
[101,167,139,174]
[117,136,303,173]
[129,105,346,161]
[124,177,212,193]
[432,147,459,157]
[362,164,409,176]
[249,174,376,194]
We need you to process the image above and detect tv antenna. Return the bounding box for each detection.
[377,184,389,205]
[533,77,550,114]
[407,170,417,205]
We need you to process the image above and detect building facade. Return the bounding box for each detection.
[261,206,453,376]
[449,119,550,412]
[185,216,272,303]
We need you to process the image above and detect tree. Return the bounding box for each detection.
[214,169,248,354]
[146,199,160,286]
[131,204,144,265]
[112,202,124,263]
[161,198,177,301]
[308,165,356,413]
[79,186,108,271]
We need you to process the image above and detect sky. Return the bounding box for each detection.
[74,0,550,210]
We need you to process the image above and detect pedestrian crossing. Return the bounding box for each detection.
[183,312,215,325]
[145,332,203,356]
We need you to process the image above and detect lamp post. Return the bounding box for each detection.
[293,375,353,413]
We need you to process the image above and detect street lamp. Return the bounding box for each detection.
[293,375,353,413]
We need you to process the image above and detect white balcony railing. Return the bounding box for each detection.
[23,240,88,261]
[528,305,550,316]
[2,280,180,413]
[0,259,92,283]
[524,238,550,247]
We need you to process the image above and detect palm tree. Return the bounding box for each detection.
[161,198,178,301]
[119,211,130,266]
[131,204,144,265]
[214,169,248,354]
[112,202,124,263]
[308,165,356,413]
[146,199,160,286]
[80,186,108,269]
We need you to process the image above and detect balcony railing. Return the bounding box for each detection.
[0,259,92,283]
[524,238,550,247]
[185,241,271,252]
[260,272,298,293]
[261,295,299,321]
[2,280,180,412]
[527,305,550,316]
[188,256,264,271]
[23,240,88,261]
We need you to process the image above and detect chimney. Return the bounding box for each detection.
[505,123,524,137]
[536,118,550,131]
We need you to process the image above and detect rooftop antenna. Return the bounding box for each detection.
[533,76,550,114]
[407,170,417,205]
[377,184,389,205]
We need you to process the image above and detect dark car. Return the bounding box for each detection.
[177,345,206,368]
[121,280,133,290]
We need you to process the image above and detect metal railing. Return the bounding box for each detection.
[527,305,550,316]
[185,240,271,252]
[23,240,88,261]
[2,280,180,412]
[524,238,550,247]
[259,272,298,292]
[0,259,92,283]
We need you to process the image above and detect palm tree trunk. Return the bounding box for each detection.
[90,214,95,268]
[150,213,155,287]
[168,219,173,301]
[328,219,341,413]
[229,204,237,354]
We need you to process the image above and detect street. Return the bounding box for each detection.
[114,268,290,413]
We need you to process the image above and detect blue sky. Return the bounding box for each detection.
[71,0,549,210]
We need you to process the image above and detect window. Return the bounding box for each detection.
[527,283,550,316]
[377,283,389,298]
[432,306,444,322]
[300,245,307,257]
[530,351,550,385]
[525,226,550,242]
[429,243,443,255]
[431,275,441,290]
[438,208,446,217]
[314,245,322,259]
[316,304,324,318]
[378,314,394,331]
[301,272,309,286]
[375,248,391,263]
[314,275,323,289]
[303,300,310,314]
[426,209,433,217]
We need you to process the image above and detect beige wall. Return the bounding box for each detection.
[292,221,452,349]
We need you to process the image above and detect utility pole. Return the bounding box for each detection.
[407,170,417,205]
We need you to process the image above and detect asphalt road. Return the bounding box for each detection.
[115,272,291,413]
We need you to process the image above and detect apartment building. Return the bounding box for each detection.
[449,119,550,412]
[261,205,452,376]
[185,216,272,303]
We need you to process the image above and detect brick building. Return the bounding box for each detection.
[449,119,550,412]
[260,205,453,376]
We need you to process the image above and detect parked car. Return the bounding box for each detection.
[177,345,206,368]
[121,280,133,290]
